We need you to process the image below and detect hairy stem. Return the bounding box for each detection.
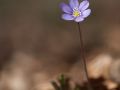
[77,23,93,90]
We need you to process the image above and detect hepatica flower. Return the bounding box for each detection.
[59,0,93,90]
[60,0,91,22]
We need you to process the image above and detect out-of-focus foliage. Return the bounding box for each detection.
[52,74,81,90]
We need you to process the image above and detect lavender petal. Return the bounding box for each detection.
[75,16,84,22]
[62,14,74,20]
[79,0,89,11]
[82,9,91,18]
[69,0,79,9]
[60,3,72,14]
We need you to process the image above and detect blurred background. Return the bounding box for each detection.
[0,0,120,90]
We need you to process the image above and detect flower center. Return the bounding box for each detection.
[73,10,80,17]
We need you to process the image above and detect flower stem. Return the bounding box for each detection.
[77,23,93,90]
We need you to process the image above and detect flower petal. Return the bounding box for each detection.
[62,14,74,20]
[69,0,79,9]
[79,0,89,11]
[60,3,72,14]
[82,9,91,18]
[75,16,84,22]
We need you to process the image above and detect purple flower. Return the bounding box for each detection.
[60,0,91,22]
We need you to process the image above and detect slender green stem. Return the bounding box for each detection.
[77,23,93,90]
